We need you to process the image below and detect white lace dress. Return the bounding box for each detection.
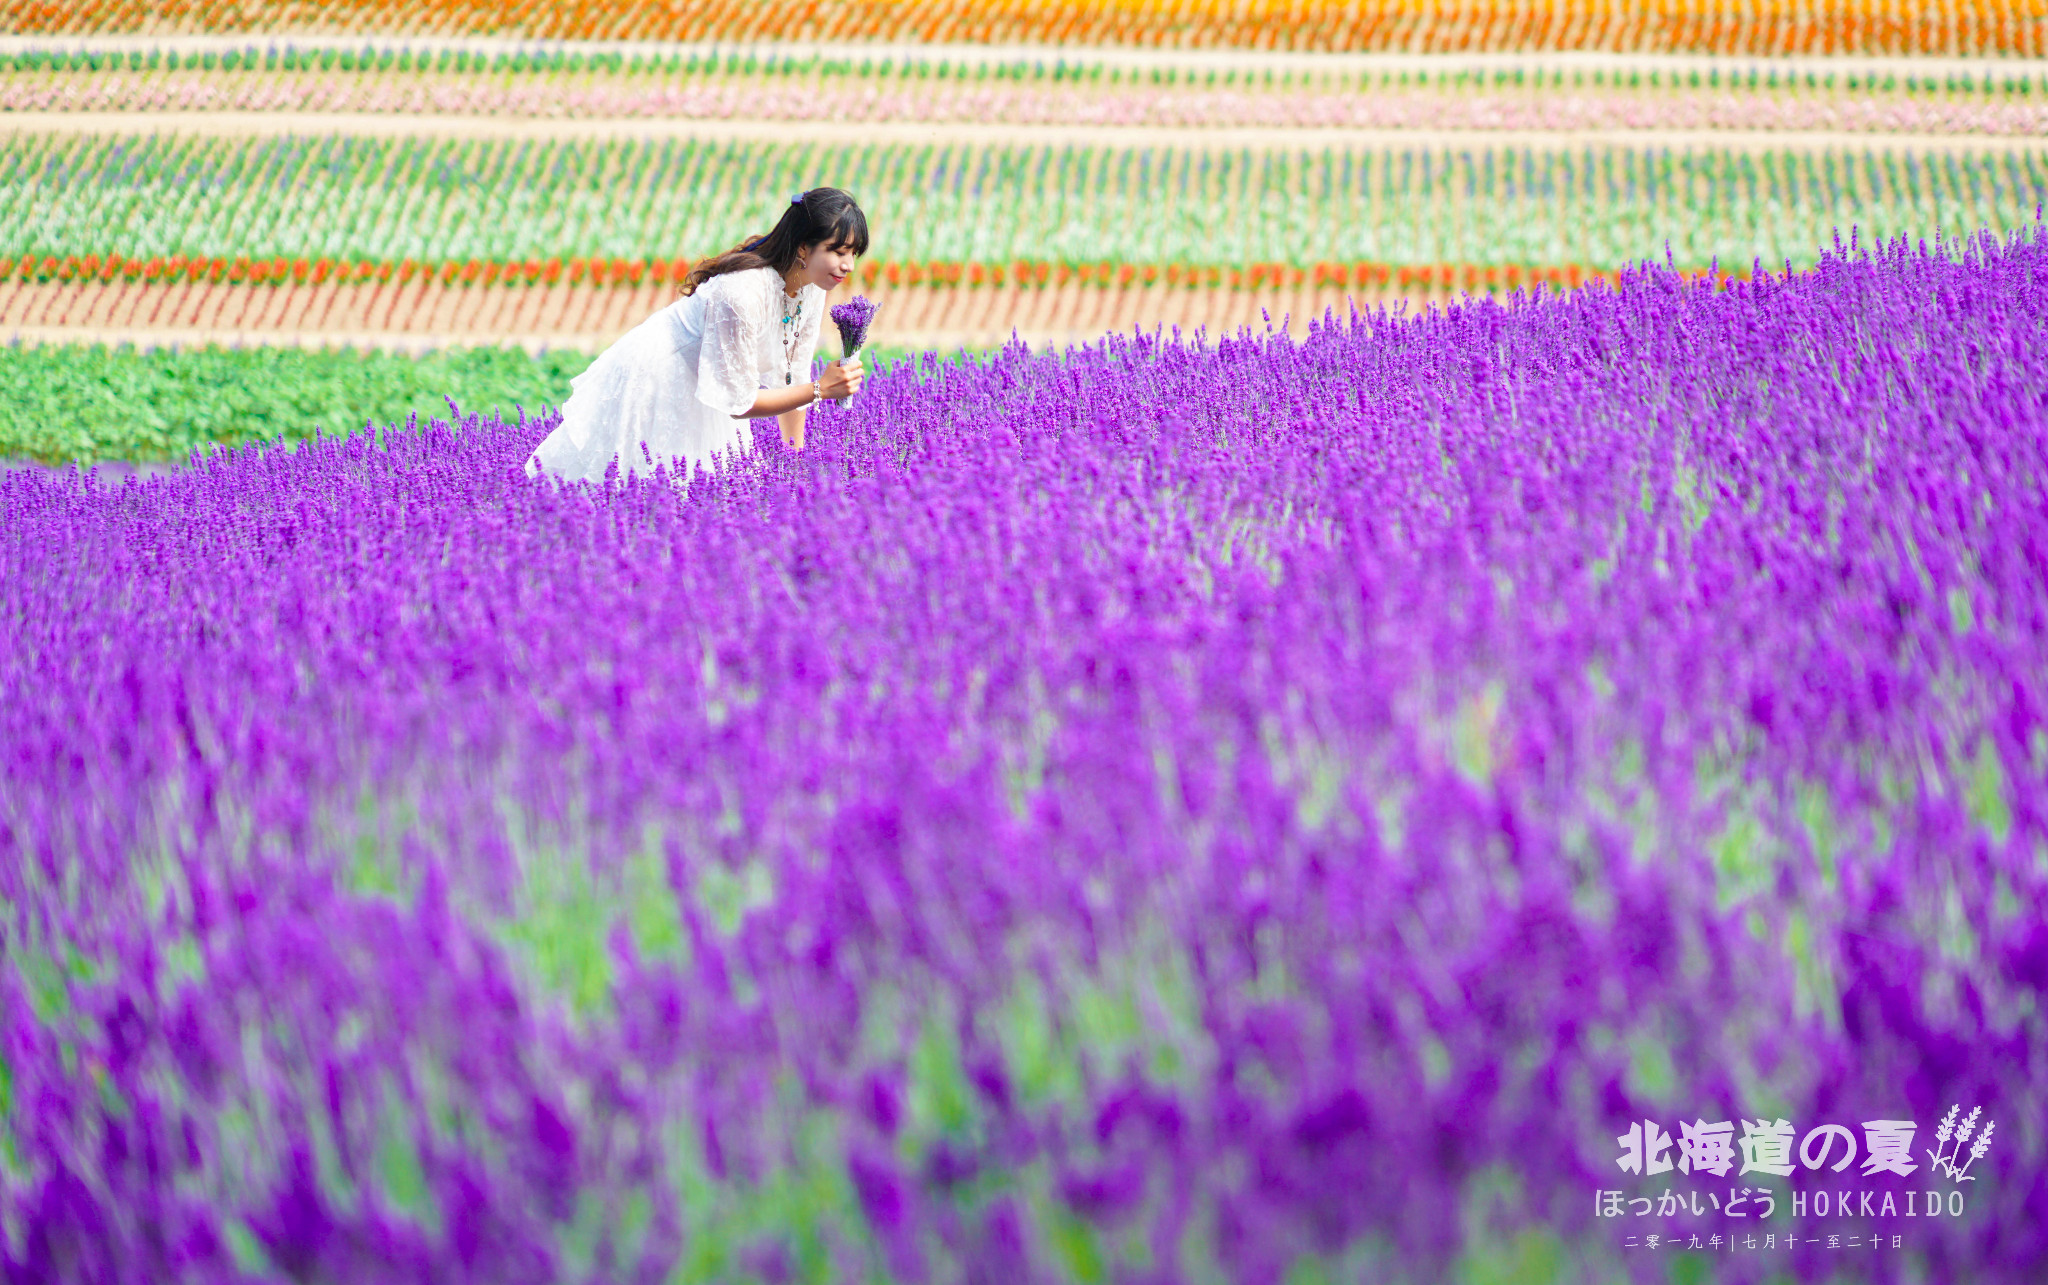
[526,267,824,483]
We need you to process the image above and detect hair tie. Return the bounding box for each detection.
[791,191,805,206]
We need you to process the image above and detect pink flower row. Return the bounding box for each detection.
[7,74,2047,135]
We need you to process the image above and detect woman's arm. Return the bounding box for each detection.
[736,359,864,447]
[737,381,820,420]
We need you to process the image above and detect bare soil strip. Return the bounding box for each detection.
[1,279,1458,354]
[11,86,2045,138]
[6,110,2045,154]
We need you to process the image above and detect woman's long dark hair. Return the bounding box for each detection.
[678,187,869,297]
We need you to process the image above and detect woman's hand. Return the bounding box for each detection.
[818,356,864,401]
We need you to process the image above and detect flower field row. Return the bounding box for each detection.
[11,133,2047,275]
[5,230,2045,1282]
[0,249,1637,292]
[10,0,2048,57]
[0,274,1499,381]
[13,65,2048,134]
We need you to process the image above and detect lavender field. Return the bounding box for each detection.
[4,230,2045,1283]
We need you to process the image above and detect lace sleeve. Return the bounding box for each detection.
[695,276,767,418]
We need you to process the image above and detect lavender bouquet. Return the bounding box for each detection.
[830,295,878,403]
[831,294,878,359]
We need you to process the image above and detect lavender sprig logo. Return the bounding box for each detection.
[1929,1106,1996,1182]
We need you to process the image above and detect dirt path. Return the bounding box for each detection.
[1,277,1466,354]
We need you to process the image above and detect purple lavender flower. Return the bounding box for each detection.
[5,226,2048,1283]
[831,295,878,357]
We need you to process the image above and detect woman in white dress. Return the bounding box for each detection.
[526,187,868,483]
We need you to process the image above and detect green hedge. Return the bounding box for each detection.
[0,344,594,464]
[0,343,962,466]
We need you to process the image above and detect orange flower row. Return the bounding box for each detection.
[9,252,1752,294]
[8,0,2047,56]
[870,258,1653,291]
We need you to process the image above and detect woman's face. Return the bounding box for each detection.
[800,239,860,293]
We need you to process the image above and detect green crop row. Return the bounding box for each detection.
[0,343,588,463]
[0,342,965,464]
[8,134,2048,274]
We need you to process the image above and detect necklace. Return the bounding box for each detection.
[780,288,804,385]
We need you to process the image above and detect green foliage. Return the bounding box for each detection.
[7,133,2045,274]
[0,342,592,464]
[0,341,1001,466]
